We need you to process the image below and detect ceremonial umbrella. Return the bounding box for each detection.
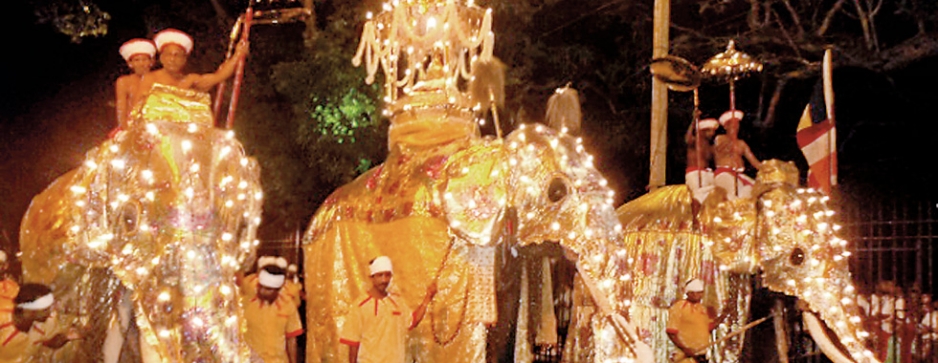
[701,40,763,114]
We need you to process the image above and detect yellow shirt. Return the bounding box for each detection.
[667,300,714,355]
[242,294,303,363]
[0,309,57,363]
[282,280,302,307]
[339,294,414,363]
[0,281,18,311]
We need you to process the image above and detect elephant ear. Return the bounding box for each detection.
[440,143,508,245]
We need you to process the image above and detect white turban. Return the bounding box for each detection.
[119,39,156,62]
[698,118,719,130]
[685,279,704,293]
[257,256,277,269]
[258,269,285,289]
[17,293,54,310]
[154,28,193,54]
[369,256,393,276]
[719,110,744,125]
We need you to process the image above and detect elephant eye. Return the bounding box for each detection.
[547,177,568,203]
[789,247,805,266]
[113,200,140,236]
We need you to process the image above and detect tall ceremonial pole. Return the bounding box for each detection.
[649,0,670,190]
[226,7,253,130]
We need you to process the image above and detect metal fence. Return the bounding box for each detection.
[788,197,938,363]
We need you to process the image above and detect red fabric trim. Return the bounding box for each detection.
[666,328,679,334]
[714,166,739,175]
[2,330,19,346]
[285,329,304,338]
[685,166,709,173]
[374,300,379,316]
[357,296,372,307]
[392,311,401,315]
[409,311,419,331]
[339,338,360,347]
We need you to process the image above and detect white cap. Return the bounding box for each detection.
[258,269,285,289]
[17,293,54,310]
[369,256,393,276]
[275,257,288,269]
[257,256,277,269]
[154,28,193,54]
[685,279,704,293]
[119,39,156,62]
[287,264,298,273]
[698,118,719,130]
[719,110,744,125]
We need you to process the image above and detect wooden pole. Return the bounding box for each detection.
[225,8,253,130]
[649,0,670,190]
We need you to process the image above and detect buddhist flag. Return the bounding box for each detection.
[797,49,837,194]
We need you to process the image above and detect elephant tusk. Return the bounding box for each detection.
[803,312,875,363]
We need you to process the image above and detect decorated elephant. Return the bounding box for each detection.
[617,159,877,363]
[302,119,655,362]
[19,84,263,362]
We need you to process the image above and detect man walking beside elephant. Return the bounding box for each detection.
[667,279,728,363]
[339,256,437,363]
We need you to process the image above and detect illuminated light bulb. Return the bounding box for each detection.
[159,330,171,338]
[813,211,824,219]
[844,285,855,293]
[550,139,559,148]
[220,284,232,296]
[240,241,250,250]
[835,321,846,328]
[75,200,86,207]
[584,229,593,238]
[825,210,835,217]
[849,315,861,323]
[240,158,248,166]
[771,227,781,235]
[254,191,263,200]
[787,279,796,287]
[151,257,160,265]
[599,178,608,187]
[237,193,246,201]
[796,215,807,223]
[550,222,561,231]
[85,160,98,169]
[614,224,623,233]
[713,217,723,223]
[222,233,233,241]
[109,144,119,153]
[111,159,126,169]
[832,224,842,231]
[70,185,87,194]
[592,254,603,263]
[190,163,200,173]
[145,191,155,201]
[859,331,870,338]
[136,267,148,276]
[158,291,171,302]
[810,259,820,266]
[527,144,536,152]
[773,246,782,252]
[817,222,829,231]
[808,197,817,204]
[253,217,261,225]
[181,140,192,153]
[225,200,234,208]
[841,297,852,305]
[187,123,198,133]
[118,194,129,202]
[765,210,776,217]
[567,231,576,240]
[763,200,773,207]
[192,317,204,327]
[193,285,204,294]
[841,251,851,257]
[238,181,248,189]
[535,125,544,133]
[450,220,461,228]
[509,158,518,166]
[70,225,81,233]
[184,187,194,199]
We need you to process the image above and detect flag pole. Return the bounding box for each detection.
[226,7,254,130]
[822,49,836,191]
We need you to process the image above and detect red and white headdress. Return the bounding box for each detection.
[154,28,193,54]
[719,110,744,125]
[119,39,156,62]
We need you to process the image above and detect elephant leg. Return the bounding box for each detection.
[488,242,522,363]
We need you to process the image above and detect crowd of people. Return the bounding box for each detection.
[857,281,938,363]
